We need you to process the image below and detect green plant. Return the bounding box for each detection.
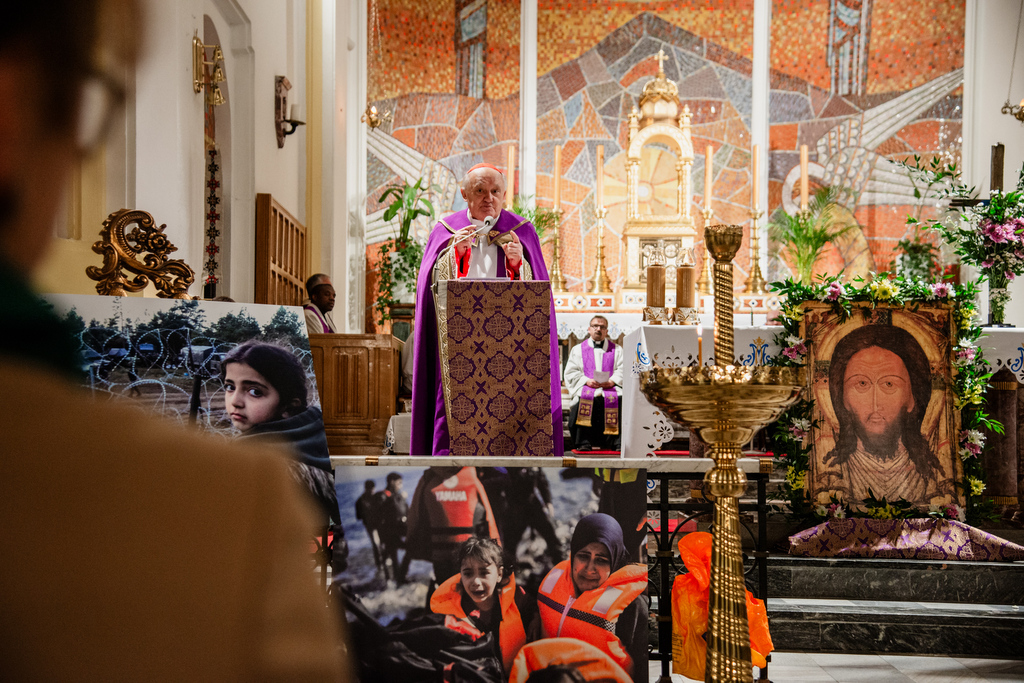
[375,179,437,325]
[511,195,561,243]
[768,186,852,285]
[889,228,941,282]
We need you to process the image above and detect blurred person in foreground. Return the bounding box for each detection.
[0,2,346,680]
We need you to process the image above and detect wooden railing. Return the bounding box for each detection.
[255,193,307,305]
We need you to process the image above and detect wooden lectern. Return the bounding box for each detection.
[434,279,554,457]
[308,333,401,455]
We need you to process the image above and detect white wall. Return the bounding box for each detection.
[131,0,309,302]
[965,0,1024,325]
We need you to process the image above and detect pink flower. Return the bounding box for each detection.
[1008,272,1017,282]
[824,281,844,302]
[981,259,994,269]
[929,282,952,298]
[955,347,977,366]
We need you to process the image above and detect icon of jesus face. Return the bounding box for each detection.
[842,346,915,442]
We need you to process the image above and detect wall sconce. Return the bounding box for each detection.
[192,31,226,106]
[361,104,391,129]
[274,76,305,147]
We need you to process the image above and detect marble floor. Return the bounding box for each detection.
[653,652,1024,682]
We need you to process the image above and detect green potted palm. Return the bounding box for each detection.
[375,178,436,326]
[768,186,851,285]
[511,195,561,244]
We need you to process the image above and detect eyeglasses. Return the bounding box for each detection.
[76,71,126,154]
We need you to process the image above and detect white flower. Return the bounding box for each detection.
[786,334,803,347]
[965,429,985,446]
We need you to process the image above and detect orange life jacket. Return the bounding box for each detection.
[508,638,632,683]
[430,572,527,672]
[671,532,773,680]
[536,560,647,675]
[422,468,499,565]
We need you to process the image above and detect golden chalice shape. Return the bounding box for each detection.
[640,224,804,683]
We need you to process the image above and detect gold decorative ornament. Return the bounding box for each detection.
[87,209,195,299]
[620,51,696,311]
[639,224,804,682]
[192,31,226,106]
[361,104,392,130]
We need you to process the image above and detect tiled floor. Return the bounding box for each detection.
[653,652,1024,682]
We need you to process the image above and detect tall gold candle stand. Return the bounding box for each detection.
[742,209,766,294]
[549,222,568,293]
[697,207,714,296]
[639,224,803,683]
[588,206,613,294]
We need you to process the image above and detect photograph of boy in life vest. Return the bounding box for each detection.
[333,466,649,683]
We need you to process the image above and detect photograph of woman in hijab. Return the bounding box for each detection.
[333,466,649,682]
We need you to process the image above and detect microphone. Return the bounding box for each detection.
[435,215,495,265]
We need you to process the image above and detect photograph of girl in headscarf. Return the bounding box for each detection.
[221,340,339,531]
[333,466,649,682]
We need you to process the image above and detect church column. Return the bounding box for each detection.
[519,0,538,201]
[751,0,771,283]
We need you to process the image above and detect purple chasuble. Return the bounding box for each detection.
[577,339,619,435]
[409,209,563,456]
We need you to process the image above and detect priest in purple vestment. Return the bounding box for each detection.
[563,315,623,452]
[410,164,564,456]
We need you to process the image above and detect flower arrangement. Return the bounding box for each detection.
[765,273,1001,525]
[905,157,1024,324]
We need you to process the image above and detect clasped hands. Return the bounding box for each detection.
[452,226,523,268]
[585,379,616,389]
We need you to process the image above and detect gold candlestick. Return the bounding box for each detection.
[640,224,804,683]
[697,207,714,296]
[588,207,612,294]
[742,209,766,295]
[549,226,567,293]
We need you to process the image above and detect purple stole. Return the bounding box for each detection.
[304,304,332,333]
[577,339,619,435]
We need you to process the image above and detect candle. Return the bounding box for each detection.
[677,264,695,309]
[596,144,605,208]
[289,104,303,122]
[506,144,516,209]
[697,324,703,365]
[751,144,759,210]
[799,144,809,211]
[647,264,665,309]
[554,145,562,211]
[704,145,713,209]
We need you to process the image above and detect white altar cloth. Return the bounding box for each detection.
[622,325,783,457]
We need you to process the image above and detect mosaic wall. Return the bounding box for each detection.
[365,0,522,330]
[767,0,965,281]
[535,1,756,291]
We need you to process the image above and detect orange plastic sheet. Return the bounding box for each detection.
[670,532,773,679]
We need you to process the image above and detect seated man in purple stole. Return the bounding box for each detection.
[564,316,623,451]
[410,163,563,456]
[302,273,338,334]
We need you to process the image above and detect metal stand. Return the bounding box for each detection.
[743,209,766,295]
[697,207,714,296]
[588,206,613,294]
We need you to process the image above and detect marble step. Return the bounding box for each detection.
[767,555,1024,605]
[767,597,1024,659]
